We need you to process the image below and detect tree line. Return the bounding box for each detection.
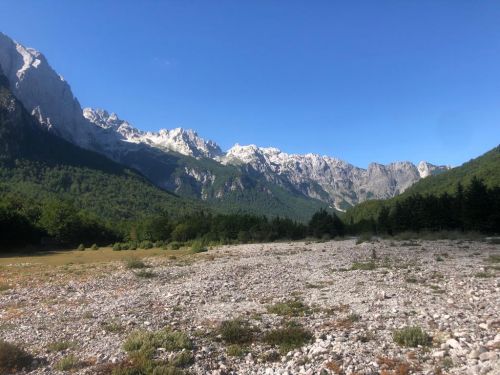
[1,177,498,252]
[350,177,500,235]
[0,192,345,252]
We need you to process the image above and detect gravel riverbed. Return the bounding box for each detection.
[1,239,499,374]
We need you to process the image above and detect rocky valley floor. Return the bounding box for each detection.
[0,239,499,375]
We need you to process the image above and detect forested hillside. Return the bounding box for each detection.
[0,69,205,247]
[344,146,500,235]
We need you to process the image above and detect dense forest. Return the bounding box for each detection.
[2,177,499,252]
[349,178,500,235]
[0,192,345,251]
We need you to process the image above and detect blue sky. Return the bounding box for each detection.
[1,1,500,167]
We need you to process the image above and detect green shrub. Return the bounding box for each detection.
[126,258,147,269]
[487,255,500,263]
[120,243,130,250]
[393,326,431,347]
[226,344,245,357]
[263,324,313,354]
[77,243,85,251]
[129,242,138,250]
[169,242,183,250]
[102,321,124,333]
[351,261,377,271]
[91,243,99,250]
[267,300,310,317]
[0,340,33,374]
[140,241,154,249]
[135,270,155,279]
[347,313,361,322]
[124,328,192,355]
[47,340,74,352]
[191,240,208,254]
[170,351,194,367]
[0,283,11,292]
[54,354,80,371]
[218,319,255,344]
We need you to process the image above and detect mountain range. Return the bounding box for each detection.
[0,32,450,219]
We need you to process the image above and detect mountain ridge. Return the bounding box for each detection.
[0,32,450,216]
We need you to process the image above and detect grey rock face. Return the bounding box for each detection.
[221,145,448,210]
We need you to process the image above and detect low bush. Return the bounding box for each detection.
[0,340,33,374]
[226,344,245,357]
[191,240,208,254]
[267,300,310,317]
[91,243,99,250]
[351,261,377,271]
[263,324,313,354]
[124,328,192,354]
[47,340,74,352]
[393,326,431,347]
[135,270,155,278]
[140,240,154,249]
[170,351,194,367]
[126,258,147,269]
[54,354,80,371]
[77,243,85,251]
[218,319,255,344]
[169,241,183,250]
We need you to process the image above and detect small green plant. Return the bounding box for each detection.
[170,351,194,367]
[124,328,192,354]
[267,300,310,317]
[191,240,208,253]
[393,326,431,347]
[169,241,183,250]
[140,240,154,249]
[77,243,85,251]
[226,344,245,357]
[351,261,377,271]
[263,324,313,354]
[112,242,122,251]
[0,284,11,292]
[126,258,147,269]
[347,313,361,322]
[487,255,500,263]
[91,243,99,250]
[54,354,80,371]
[475,271,493,278]
[135,270,156,278]
[0,340,33,374]
[102,321,124,333]
[218,319,255,344]
[435,255,444,262]
[47,340,74,352]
